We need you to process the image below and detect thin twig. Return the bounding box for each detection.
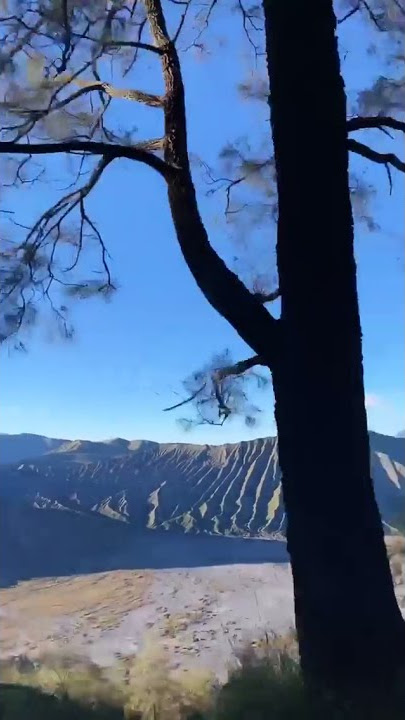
[347,116,405,133]
[163,384,206,411]
[348,138,405,173]
[338,3,360,24]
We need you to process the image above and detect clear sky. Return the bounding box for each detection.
[1,8,404,443]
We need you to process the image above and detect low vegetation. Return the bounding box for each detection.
[1,631,404,720]
[1,539,403,717]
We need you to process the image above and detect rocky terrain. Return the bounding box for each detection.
[1,544,403,681]
[1,432,404,536]
[0,432,404,678]
[0,564,296,680]
[1,436,285,537]
[0,431,403,584]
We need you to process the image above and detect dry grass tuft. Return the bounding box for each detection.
[162,610,205,638]
[385,535,405,586]
[0,643,217,720]
[2,631,405,719]
[123,639,216,719]
[386,535,405,559]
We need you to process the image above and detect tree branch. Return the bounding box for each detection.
[362,0,384,30]
[144,0,280,368]
[58,0,72,74]
[348,138,405,173]
[215,355,264,381]
[24,156,111,266]
[48,75,163,107]
[68,31,163,54]
[163,383,206,412]
[0,153,113,342]
[347,116,405,133]
[2,83,112,128]
[338,3,360,23]
[236,0,261,55]
[213,355,266,422]
[0,141,175,178]
[163,354,265,421]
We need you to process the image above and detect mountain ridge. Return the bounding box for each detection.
[1,431,404,586]
[1,429,402,462]
[0,433,69,465]
[1,431,404,537]
[0,432,261,464]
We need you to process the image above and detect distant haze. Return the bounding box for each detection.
[0,433,68,465]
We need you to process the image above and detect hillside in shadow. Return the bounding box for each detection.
[0,500,288,588]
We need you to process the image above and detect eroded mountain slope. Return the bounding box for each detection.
[1,432,404,538]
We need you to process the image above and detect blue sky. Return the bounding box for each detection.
[1,8,404,443]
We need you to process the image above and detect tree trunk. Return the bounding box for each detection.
[264,0,405,700]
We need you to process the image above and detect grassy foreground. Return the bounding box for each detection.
[1,631,404,720]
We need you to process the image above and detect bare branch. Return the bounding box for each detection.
[163,383,206,411]
[1,153,116,340]
[106,39,161,54]
[347,116,405,133]
[362,0,385,30]
[0,18,42,70]
[338,3,360,23]
[68,30,163,54]
[47,75,163,107]
[184,0,219,48]
[0,141,176,178]
[57,0,72,74]
[2,83,115,131]
[236,0,262,54]
[223,175,246,214]
[385,163,393,195]
[348,138,405,173]
[25,155,111,260]
[201,157,271,216]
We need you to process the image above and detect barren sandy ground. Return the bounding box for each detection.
[1,554,403,681]
[0,564,295,679]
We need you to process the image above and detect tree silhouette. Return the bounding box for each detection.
[0,0,404,706]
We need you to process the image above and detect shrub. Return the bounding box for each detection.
[123,640,216,719]
[0,652,124,708]
[2,632,404,720]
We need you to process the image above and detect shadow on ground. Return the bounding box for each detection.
[0,503,289,588]
[0,683,125,720]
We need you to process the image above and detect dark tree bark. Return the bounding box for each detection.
[264,0,405,700]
